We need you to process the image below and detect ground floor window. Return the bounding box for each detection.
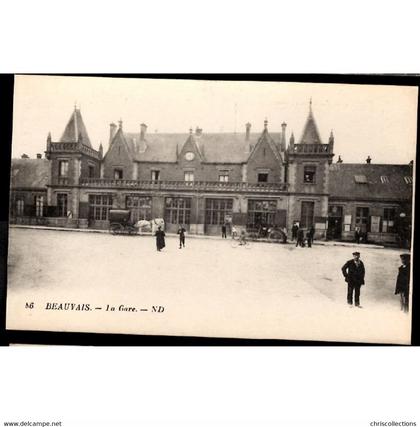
[16,198,24,216]
[164,197,191,224]
[300,201,315,228]
[57,193,68,217]
[34,195,44,217]
[205,198,233,225]
[355,206,370,232]
[247,199,277,230]
[89,194,113,220]
[126,196,152,222]
[382,207,396,233]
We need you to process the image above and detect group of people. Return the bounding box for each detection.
[341,251,411,312]
[154,224,186,251]
[155,224,411,313]
[292,222,315,248]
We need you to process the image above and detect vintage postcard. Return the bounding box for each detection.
[6,75,417,343]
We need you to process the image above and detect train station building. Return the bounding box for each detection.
[10,103,414,246]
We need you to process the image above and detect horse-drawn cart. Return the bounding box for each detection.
[108,209,138,235]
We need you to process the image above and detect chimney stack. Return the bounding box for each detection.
[366,156,372,164]
[140,123,147,141]
[109,123,117,144]
[281,122,287,151]
[36,153,42,159]
[245,122,251,141]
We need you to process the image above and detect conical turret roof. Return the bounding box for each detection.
[299,100,323,144]
[60,108,92,147]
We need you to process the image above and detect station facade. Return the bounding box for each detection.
[10,104,413,245]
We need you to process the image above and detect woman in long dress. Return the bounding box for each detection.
[155,226,166,252]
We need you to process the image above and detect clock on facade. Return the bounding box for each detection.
[185,152,195,161]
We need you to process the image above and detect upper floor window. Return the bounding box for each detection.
[380,176,389,184]
[114,169,123,180]
[151,170,160,181]
[303,166,316,183]
[88,165,95,178]
[257,173,268,182]
[59,160,69,177]
[219,172,229,182]
[184,171,194,182]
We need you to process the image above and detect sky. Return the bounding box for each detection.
[12,75,418,164]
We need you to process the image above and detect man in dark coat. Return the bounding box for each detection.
[395,253,410,312]
[296,228,305,247]
[155,226,166,252]
[306,225,315,248]
[354,226,361,244]
[177,224,186,249]
[341,251,365,308]
[221,223,227,238]
[291,222,299,241]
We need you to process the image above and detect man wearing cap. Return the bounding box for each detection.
[395,254,410,313]
[341,251,365,308]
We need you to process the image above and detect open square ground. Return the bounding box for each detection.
[6,228,411,343]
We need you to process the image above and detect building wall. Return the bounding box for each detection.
[136,162,243,182]
[103,139,133,180]
[291,158,329,195]
[246,138,283,183]
[329,199,410,244]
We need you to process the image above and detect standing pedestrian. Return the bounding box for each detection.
[341,251,365,308]
[354,226,361,244]
[291,222,299,241]
[395,253,410,313]
[309,225,315,245]
[306,229,312,248]
[296,227,305,247]
[177,224,186,249]
[155,226,166,252]
[221,223,227,238]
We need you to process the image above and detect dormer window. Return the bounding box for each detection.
[380,176,389,184]
[354,175,367,184]
[404,176,413,184]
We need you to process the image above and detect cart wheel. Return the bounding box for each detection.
[110,223,123,235]
[127,225,138,235]
[231,239,239,248]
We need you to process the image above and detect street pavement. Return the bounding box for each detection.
[6,227,411,343]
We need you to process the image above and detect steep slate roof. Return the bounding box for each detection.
[328,163,413,201]
[60,108,92,147]
[299,104,323,144]
[10,159,49,189]
[121,131,283,163]
[249,126,284,163]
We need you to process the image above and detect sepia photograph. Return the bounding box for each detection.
[6,75,417,344]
